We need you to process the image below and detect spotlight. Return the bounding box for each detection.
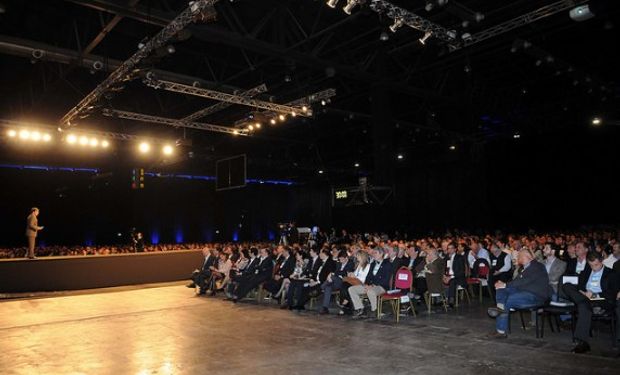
[101,140,110,148]
[42,133,51,142]
[89,138,98,147]
[66,134,77,144]
[270,119,277,125]
[380,31,389,41]
[591,117,602,126]
[354,162,360,167]
[419,31,432,45]
[233,130,239,135]
[319,170,324,174]
[321,100,327,106]
[19,129,30,140]
[92,61,103,71]
[138,142,151,153]
[302,106,308,113]
[31,131,41,141]
[291,111,297,117]
[397,154,404,160]
[343,0,359,15]
[248,125,254,131]
[449,145,456,150]
[278,114,286,121]
[79,136,89,146]
[513,133,521,139]
[166,45,176,54]
[255,122,262,129]
[7,129,16,137]
[162,144,174,155]
[327,0,339,8]
[389,18,404,33]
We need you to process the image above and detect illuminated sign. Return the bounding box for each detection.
[335,190,348,199]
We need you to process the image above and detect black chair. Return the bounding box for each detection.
[508,306,543,338]
[590,304,617,348]
[538,302,577,342]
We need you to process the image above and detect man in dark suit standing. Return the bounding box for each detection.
[563,251,618,353]
[232,248,273,302]
[486,249,551,339]
[25,207,44,259]
[444,242,466,306]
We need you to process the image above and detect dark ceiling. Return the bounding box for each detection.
[0,0,618,182]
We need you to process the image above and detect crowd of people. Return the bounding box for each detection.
[185,228,620,355]
[0,242,211,258]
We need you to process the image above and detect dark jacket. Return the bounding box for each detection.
[508,260,552,302]
[334,259,355,278]
[253,256,274,280]
[303,257,323,280]
[201,254,217,272]
[277,255,296,278]
[366,259,393,290]
[565,258,591,276]
[576,266,617,303]
[316,258,337,284]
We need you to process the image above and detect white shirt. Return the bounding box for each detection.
[603,254,618,269]
[575,258,587,274]
[447,253,455,277]
[354,264,371,284]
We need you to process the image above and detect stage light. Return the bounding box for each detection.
[380,31,389,41]
[101,140,110,148]
[319,170,324,174]
[278,114,286,121]
[591,117,602,126]
[419,31,432,45]
[302,106,308,112]
[255,122,262,129]
[19,129,30,140]
[354,162,360,167]
[327,0,339,8]
[513,133,521,139]
[291,111,297,117]
[343,0,358,15]
[138,142,151,153]
[7,129,16,137]
[162,144,174,155]
[321,100,327,106]
[66,134,77,144]
[248,125,254,131]
[233,130,239,135]
[42,133,51,142]
[270,118,277,125]
[449,145,456,150]
[31,131,41,141]
[89,138,98,147]
[397,154,404,160]
[166,45,176,54]
[390,18,404,33]
[79,136,89,146]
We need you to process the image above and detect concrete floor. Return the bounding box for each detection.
[0,284,617,375]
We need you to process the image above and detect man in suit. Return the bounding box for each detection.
[25,207,44,259]
[542,243,567,298]
[563,251,618,353]
[565,242,590,276]
[226,248,259,299]
[284,248,323,309]
[444,242,466,306]
[487,249,552,339]
[188,247,219,294]
[319,250,355,314]
[348,247,393,317]
[263,246,295,295]
[424,248,446,295]
[232,247,273,302]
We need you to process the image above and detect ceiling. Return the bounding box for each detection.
[0,0,618,181]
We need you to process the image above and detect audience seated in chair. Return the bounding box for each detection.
[188,247,219,294]
[319,250,355,315]
[231,248,273,302]
[443,242,466,307]
[283,248,323,310]
[486,249,552,339]
[263,246,295,297]
[349,247,393,317]
[338,251,370,315]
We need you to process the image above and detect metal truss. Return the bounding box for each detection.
[235,88,337,127]
[102,109,248,136]
[59,0,217,128]
[144,76,313,116]
[368,0,458,47]
[181,84,268,122]
[455,0,585,50]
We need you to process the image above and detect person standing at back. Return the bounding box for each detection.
[25,207,44,259]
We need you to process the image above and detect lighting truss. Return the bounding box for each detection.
[102,109,249,136]
[181,84,268,122]
[59,0,217,128]
[234,88,337,127]
[144,76,312,116]
[454,0,585,51]
[368,0,458,47]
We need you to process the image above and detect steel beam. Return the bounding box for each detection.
[181,83,268,122]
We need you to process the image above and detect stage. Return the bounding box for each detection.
[0,284,617,375]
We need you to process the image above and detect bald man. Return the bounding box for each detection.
[486,249,552,339]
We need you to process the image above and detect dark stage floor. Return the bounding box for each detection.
[0,284,617,374]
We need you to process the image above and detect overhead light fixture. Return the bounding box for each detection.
[318,170,324,174]
[7,129,17,137]
[79,136,89,146]
[569,5,595,22]
[101,140,110,148]
[138,142,151,153]
[162,144,174,155]
[343,0,359,15]
[326,0,339,8]
[379,31,389,41]
[233,130,239,135]
[321,100,327,106]
[255,122,262,129]
[354,162,360,167]
[397,154,404,160]
[89,138,98,147]
[389,18,404,33]
[291,111,297,117]
[166,45,176,54]
[513,133,521,139]
[248,125,254,131]
[270,119,277,125]
[278,114,286,121]
[66,134,77,144]
[19,129,30,140]
[302,106,308,113]
[419,31,432,45]
[449,145,456,150]
[591,117,602,126]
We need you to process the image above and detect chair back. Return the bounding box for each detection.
[394,267,413,290]
[477,262,489,278]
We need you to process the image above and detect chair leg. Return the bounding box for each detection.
[479,284,483,304]
[424,293,431,314]
[410,301,417,318]
[519,311,527,331]
[540,312,546,338]
[535,310,540,339]
[395,300,400,323]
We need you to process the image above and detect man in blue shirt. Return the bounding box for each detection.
[563,251,618,354]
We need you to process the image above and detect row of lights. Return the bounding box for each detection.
[240,105,311,133]
[65,134,110,148]
[138,142,175,156]
[7,129,52,142]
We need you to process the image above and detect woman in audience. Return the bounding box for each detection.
[337,251,370,315]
